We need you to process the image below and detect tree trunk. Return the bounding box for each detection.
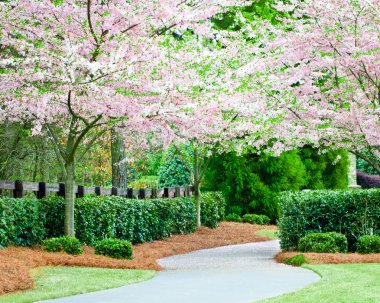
[194,148,201,228]
[111,130,128,188]
[194,181,201,228]
[64,160,76,236]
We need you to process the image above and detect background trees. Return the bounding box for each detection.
[251,0,380,174]
[0,0,247,235]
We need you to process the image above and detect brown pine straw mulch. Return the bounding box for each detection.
[276,251,380,265]
[0,222,277,296]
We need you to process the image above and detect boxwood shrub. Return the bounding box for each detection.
[200,192,225,228]
[356,235,380,254]
[298,232,348,253]
[278,189,380,251]
[242,214,271,225]
[225,213,242,222]
[44,236,83,255]
[95,238,133,259]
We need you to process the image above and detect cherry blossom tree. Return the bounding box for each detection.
[251,0,380,173]
[0,0,248,236]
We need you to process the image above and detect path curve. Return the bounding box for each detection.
[39,240,319,303]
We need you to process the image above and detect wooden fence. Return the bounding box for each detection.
[0,180,194,200]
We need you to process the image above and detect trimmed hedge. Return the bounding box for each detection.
[278,189,380,251]
[298,232,348,253]
[0,193,223,247]
[41,196,197,245]
[356,235,380,254]
[44,236,83,255]
[200,192,225,228]
[94,238,133,259]
[242,214,271,225]
[225,213,242,222]
[0,198,45,247]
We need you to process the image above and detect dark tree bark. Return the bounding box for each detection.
[111,129,128,188]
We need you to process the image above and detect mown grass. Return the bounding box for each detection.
[256,229,280,240]
[0,267,155,303]
[259,263,380,303]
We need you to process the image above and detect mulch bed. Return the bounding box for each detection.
[276,251,380,265]
[0,222,276,295]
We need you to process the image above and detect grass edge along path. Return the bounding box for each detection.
[0,267,155,303]
[256,229,279,240]
[258,263,380,303]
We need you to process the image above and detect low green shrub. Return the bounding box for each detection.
[201,192,225,228]
[225,213,242,222]
[278,189,380,251]
[284,254,307,266]
[44,236,83,255]
[242,214,271,225]
[298,232,348,253]
[94,238,133,259]
[356,235,380,254]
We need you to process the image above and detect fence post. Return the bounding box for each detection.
[175,186,181,197]
[95,186,101,196]
[37,182,47,199]
[127,188,133,199]
[77,185,85,198]
[58,183,66,198]
[111,187,118,196]
[139,188,146,199]
[185,186,190,197]
[13,180,24,198]
[152,188,157,199]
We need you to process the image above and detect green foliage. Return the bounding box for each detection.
[94,238,133,259]
[200,192,225,228]
[0,198,45,247]
[0,194,224,248]
[225,213,242,222]
[356,235,380,254]
[204,149,348,223]
[300,148,349,189]
[284,254,307,267]
[356,152,378,175]
[298,232,348,253]
[43,236,83,255]
[278,189,380,251]
[158,147,191,187]
[242,214,271,225]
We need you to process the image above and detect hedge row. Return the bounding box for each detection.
[0,193,225,247]
[278,189,380,251]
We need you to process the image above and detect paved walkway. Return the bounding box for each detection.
[39,240,320,303]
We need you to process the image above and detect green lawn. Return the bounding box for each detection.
[259,263,380,303]
[0,267,155,303]
[256,229,280,240]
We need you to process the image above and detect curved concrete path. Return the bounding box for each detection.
[39,240,319,303]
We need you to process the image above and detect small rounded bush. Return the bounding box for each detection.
[284,254,306,267]
[242,214,271,225]
[356,235,380,254]
[44,236,83,255]
[298,232,348,253]
[225,213,242,222]
[95,238,133,259]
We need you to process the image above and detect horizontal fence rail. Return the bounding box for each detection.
[0,180,194,200]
